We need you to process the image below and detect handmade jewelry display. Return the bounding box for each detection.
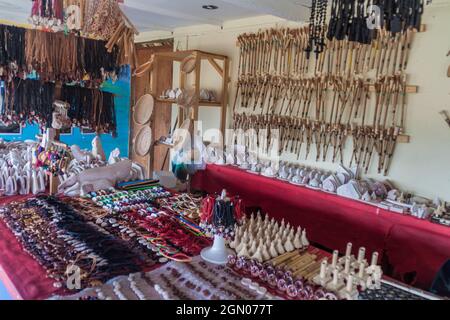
[157,193,203,221]
[28,0,137,68]
[50,272,161,300]
[87,187,171,214]
[305,0,328,59]
[200,190,244,264]
[60,85,117,134]
[2,78,55,127]
[327,0,424,43]
[0,196,152,289]
[50,256,273,300]
[87,187,210,262]
[200,190,244,239]
[30,0,65,32]
[0,77,117,134]
[61,197,159,264]
[141,257,270,300]
[0,25,26,70]
[0,23,119,82]
[229,212,309,262]
[227,248,339,300]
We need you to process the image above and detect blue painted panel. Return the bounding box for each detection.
[0,66,131,158]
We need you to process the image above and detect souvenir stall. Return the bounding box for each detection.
[0,0,448,302]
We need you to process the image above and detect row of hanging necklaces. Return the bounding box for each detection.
[0,21,121,134]
[306,0,329,60]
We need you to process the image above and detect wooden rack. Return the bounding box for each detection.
[151,50,230,138]
[130,43,174,177]
[142,50,230,185]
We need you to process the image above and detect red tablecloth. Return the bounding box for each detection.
[192,164,450,290]
[0,195,60,300]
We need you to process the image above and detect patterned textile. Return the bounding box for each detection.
[83,0,122,40]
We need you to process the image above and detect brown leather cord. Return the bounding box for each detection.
[20,26,119,82]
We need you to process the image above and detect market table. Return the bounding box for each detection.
[191,164,450,290]
[0,195,61,300]
[0,195,164,300]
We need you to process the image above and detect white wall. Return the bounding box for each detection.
[137,7,450,200]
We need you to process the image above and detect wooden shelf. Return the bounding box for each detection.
[156,98,222,107]
[153,50,228,62]
[155,141,175,148]
[149,49,230,172]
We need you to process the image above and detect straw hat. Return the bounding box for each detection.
[133,94,154,125]
[134,126,152,157]
[181,54,197,74]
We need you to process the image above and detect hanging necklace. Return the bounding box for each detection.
[306,0,329,59]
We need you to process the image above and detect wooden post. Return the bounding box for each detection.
[193,52,201,124]
[220,58,230,142]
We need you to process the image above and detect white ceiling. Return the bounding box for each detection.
[0,0,312,32]
[120,0,312,31]
[0,0,30,25]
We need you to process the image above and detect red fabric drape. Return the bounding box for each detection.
[192,164,450,290]
[0,195,60,300]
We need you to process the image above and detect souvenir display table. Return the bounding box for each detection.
[0,196,58,300]
[0,188,208,300]
[191,164,450,290]
[1,0,448,304]
[0,190,442,301]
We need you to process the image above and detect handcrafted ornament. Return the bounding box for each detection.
[200,190,243,265]
[92,136,106,161]
[181,55,197,74]
[336,180,363,200]
[233,212,309,262]
[52,100,71,130]
[71,145,94,163]
[65,4,82,31]
[305,0,328,59]
[108,148,121,164]
[58,159,134,197]
[313,243,383,299]
[134,126,152,157]
[177,89,199,109]
[133,94,154,125]
[0,141,49,196]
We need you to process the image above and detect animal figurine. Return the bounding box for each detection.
[92,136,106,161]
[58,160,133,197]
[70,145,94,163]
